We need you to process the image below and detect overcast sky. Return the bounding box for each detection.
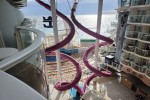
[21,0,118,16]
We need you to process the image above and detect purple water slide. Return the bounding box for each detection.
[71,3,113,44]
[35,0,82,91]
[83,43,112,77]
[35,0,75,52]
[71,2,113,77]
[70,2,113,94]
[53,52,82,91]
[83,73,97,92]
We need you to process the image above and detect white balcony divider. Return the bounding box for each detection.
[0,26,45,71]
[0,70,46,100]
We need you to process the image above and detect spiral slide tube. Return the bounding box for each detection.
[50,52,82,91]
[36,0,75,52]
[71,3,113,44]
[35,0,82,91]
[71,1,113,95]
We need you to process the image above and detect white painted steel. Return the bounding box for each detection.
[0,70,46,100]
[0,26,45,71]
[0,48,18,60]
[94,0,103,69]
[50,0,62,81]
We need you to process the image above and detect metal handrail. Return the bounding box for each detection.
[0,26,45,71]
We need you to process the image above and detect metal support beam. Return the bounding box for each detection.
[50,0,62,81]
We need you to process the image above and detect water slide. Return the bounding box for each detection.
[35,0,82,91]
[35,0,75,52]
[71,1,113,94]
[36,0,113,96]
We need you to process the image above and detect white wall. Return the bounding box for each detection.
[0,0,24,48]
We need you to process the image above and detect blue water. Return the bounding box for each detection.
[28,14,117,40]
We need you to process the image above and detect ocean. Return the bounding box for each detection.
[29,14,117,42]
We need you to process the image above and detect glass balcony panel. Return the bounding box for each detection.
[146,69,150,77]
[135,47,143,56]
[139,66,147,73]
[129,54,134,61]
[121,58,131,66]
[122,52,130,60]
[124,39,137,46]
[131,62,141,72]
[119,0,131,7]
[129,15,142,23]
[143,15,150,23]
[6,45,48,98]
[19,29,37,49]
[123,44,135,52]
[125,31,138,38]
[2,27,48,99]
[131,0,146,6]
[146,0,150,5]
[138,33,150,42]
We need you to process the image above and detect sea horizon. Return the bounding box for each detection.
[27,14,117,44]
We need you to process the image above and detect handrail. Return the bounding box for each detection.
[0,26,45,71]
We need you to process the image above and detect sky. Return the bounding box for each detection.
[20,0,118,16]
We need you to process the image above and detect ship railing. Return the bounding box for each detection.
[118,0,131,7]
[121,56,150,75]
[146,0,150,5]
[142,15,150,23]
[146,68,150,77]
[129,15,143,23]
[124,39,137,46]
[44,33,67,48]
[0,26,45,71]
[121,52,134,61]
[0,31,5,47]
[123,43,135,52]
[135,47,150,57]
[131,0,146,6]
[131,62,148,74]
[138,32,150,42]
[120,57,132,66]
[125,31,139,38]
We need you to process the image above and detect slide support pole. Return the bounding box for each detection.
[50,0,62,81]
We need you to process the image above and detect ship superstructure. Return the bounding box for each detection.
[115,0,150,99]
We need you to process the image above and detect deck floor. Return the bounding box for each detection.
[48,77,136,100]
[47,52,136,100]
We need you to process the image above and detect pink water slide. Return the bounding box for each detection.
[71,2,113,94]
[36,0,113,95]
[35,0,82,91]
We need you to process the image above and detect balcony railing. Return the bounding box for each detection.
[146,0,150,5]
[0,26,45,71]
[142,15,150,23]
[118,0,131,7]
[138,33,150,42]
[131,62,142,72]
[125,31,139,38]
[121,58,132,66]
[123,44,135,52]
[135,47,150,57]
[146,68,150,77]
[0,26,49,98]
[124,39,137,46]
[129,15,143,23]
[131,0,146,6]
